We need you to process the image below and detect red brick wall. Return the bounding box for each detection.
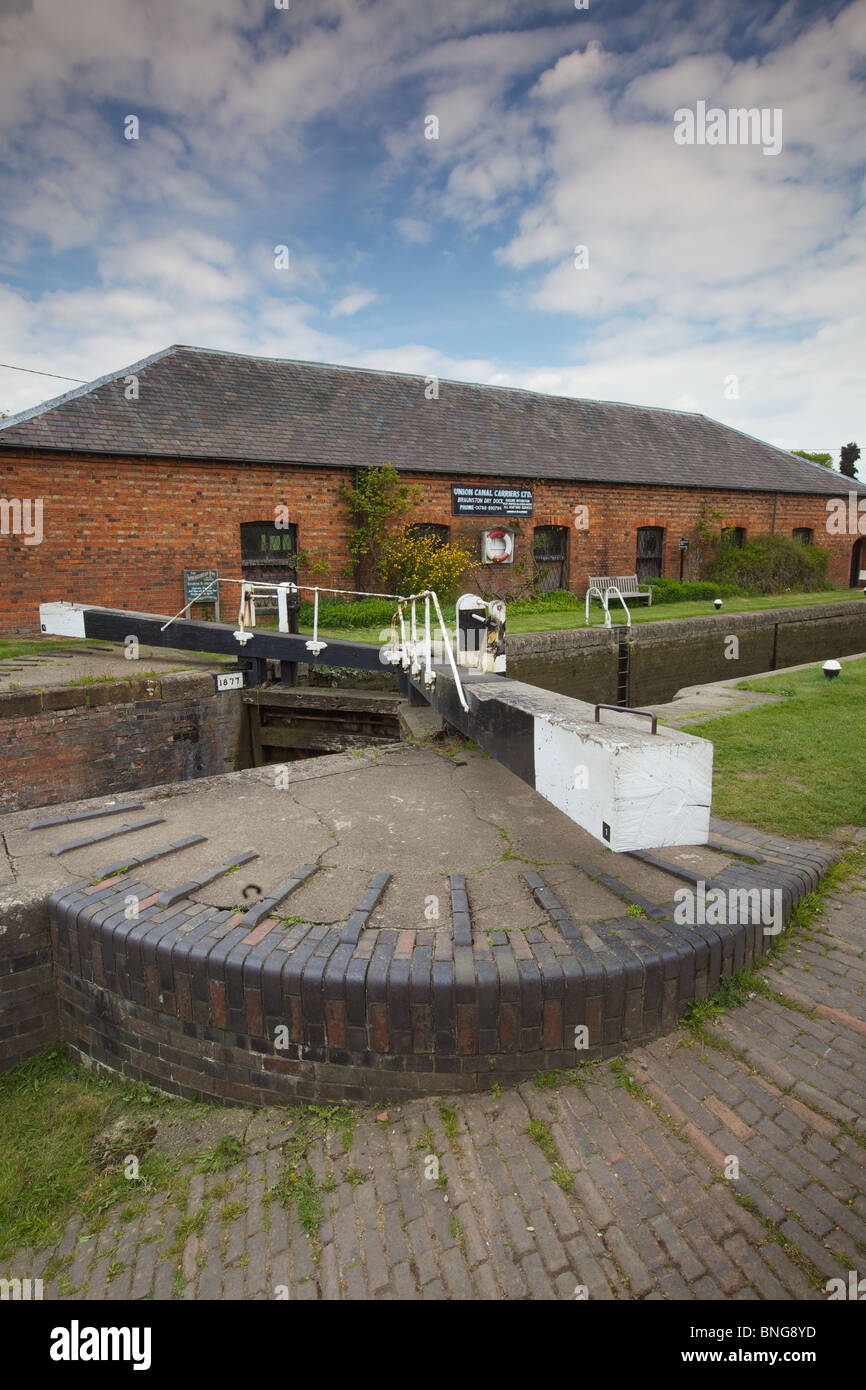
[0,449,857,633]
[0,679,246,813]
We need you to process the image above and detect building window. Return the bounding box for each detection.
[793,527,813,545]
[241,520,298,566]
[407,523,449,547]
[636,526,665,580]
[533,526,568,592]
[722,526,746,548]
[240,520,298,609]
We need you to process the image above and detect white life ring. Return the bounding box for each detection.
[485,529,513,563]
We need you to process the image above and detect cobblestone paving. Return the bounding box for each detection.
[9,863,865,1302]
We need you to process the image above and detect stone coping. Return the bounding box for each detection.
[47,817,840,1104]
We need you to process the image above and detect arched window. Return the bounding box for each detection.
[407,523,449,547]
[533,526,569,592]
[722,526,746,548]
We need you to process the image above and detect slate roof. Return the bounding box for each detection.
[0,344,858,495]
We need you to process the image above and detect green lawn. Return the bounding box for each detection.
[0,1046,185,1258]
[312,589,864,647]
[0,637,90,661]
[695,658,866,837]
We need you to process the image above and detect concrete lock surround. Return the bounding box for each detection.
[0,745,838,1104]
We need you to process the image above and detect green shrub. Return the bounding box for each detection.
[508,589,580,614]
[703,533,833,594]
[647,578,754,603]
[297,597,397,630]
[380,527,474,601]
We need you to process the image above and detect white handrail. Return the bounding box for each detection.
[423,594,433,688]
[585,582,631,628]
[426,589,470,712]
[157,572,471,712]
[409,598,421,675]
[603,584,631,628]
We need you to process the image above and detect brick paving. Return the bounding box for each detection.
[7,856,865,1301]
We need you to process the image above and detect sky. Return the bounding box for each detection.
[0,0,863,458]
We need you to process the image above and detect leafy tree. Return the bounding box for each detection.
[339,463,422,588]
[792,450,832,467]
[839,442,861,478]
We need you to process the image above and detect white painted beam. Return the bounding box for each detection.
[418,669,713,852]
[39,602,86,639]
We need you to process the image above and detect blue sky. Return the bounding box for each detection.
[0,0,863,457]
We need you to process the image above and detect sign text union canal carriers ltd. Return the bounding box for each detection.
[451,486,533,517]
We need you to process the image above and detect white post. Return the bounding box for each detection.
[304,588,328,656]
[398,603,409,669]
[423,594,434,687]
[410,599,421,675]
[277,583,289,633]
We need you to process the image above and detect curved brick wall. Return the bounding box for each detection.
[48,827,835,1103]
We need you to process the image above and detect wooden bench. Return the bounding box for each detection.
[587,574,653,607]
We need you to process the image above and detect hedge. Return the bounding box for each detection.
[647,578,755,603]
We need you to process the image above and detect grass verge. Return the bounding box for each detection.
[695,658,866,836]
[309,589,864,647]
[0,1045,188,1258]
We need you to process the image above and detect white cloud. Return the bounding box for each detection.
[394,217,432,245]
[0,0,862,456]
[330,289,379,319]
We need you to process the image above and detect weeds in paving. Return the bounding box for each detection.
[526,1059,601,1095]
[680,843,865,1059]
[416,1124,435,1152]
[272,1165,322,1247]
[525,1117,575,1191]
[168,1208,207,1257]
[625,903,647,919]
[552,1165,575,1192]
[609,1056,654,1105]
[532,1070,558,1090]
[439,1105,459,1149]
[220,1200,247,1225]
[734,1194,827,1291]
[266,1102,362,1261]
[195,1135,247,1173]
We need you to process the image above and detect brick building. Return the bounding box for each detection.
[0,344,863,635]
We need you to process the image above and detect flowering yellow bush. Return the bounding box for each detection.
[380,527,474,599]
